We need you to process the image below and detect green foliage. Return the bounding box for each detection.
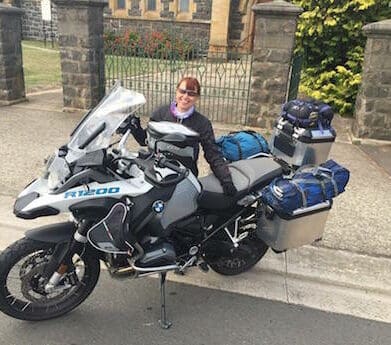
[292,0,391,116]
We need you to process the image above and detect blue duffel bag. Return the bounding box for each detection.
[216,130,270,161]
[281,99,334,129]
[296,160,350,198]
[262,174,326,214]
[320,159,350,194]
[261,160,350,214]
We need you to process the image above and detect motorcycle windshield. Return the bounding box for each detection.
[67,83,146,153]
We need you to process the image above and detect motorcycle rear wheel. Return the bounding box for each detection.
[0,237,100,321]
[206,235,268,276]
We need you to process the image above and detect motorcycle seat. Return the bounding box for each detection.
[198,157,283,210]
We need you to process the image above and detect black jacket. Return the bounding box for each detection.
[134,105,233,185]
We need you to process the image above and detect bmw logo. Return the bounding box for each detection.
[152,200,165,213]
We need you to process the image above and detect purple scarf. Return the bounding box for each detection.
[170,101,194,121]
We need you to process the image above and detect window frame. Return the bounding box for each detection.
[178,0,190,13]
[116,0,126,10]
[173,0,194,21]
[146,0,157,11]
[109,0,128,17]
[143,0,160,19]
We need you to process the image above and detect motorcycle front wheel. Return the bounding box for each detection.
[0,237,100,321]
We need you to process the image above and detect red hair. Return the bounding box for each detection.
[177,77,201,96]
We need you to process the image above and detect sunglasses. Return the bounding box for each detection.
[177,88,199,97]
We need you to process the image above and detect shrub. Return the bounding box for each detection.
[104,30,195,60]
[292,0,391,116]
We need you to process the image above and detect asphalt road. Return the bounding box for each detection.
[0,271,389,345]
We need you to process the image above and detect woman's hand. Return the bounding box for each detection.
[222,181,237,196]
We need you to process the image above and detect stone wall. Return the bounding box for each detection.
[21,0,42,39]
[248,1,302,128]
[193,0,211,20]
[352,20,391,141]
[0,4,26,105]
[16,0,58,40]
[7,0,58,40]
[160,0,174,18]
[54,0,106,110]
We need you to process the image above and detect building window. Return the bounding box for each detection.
[147,0,156,11]
[117,0,126,10]
[110,0,127,15]
[179,0,189,12]
[117,0,126,9]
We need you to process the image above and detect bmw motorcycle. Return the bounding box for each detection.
[0,83,300,328]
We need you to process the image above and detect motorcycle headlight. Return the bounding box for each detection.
[46,155,71,191]
[48,171,62,190]
[42,153,55,178]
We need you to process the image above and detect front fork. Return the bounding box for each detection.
[43,220,90,293]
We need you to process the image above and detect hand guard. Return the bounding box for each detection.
[129,116,141,131]
[117,115,142,135]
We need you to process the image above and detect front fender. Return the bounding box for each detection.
[25,222,76,244]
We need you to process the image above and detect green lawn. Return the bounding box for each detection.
[22,40,61,93]
[22,40,59,50]
[21,40,189,93]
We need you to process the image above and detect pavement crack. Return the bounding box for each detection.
[284,251,290,304]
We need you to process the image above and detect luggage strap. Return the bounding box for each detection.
[290,180,307,208]
[273,156,292,175]
[228,135,243,160]
[296,166,339,198]
[314,168,339,197]
[295,176,328,201]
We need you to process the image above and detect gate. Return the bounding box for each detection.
[104,30,253,125]
[286,53,303,101]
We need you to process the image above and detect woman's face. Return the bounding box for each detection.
[175,81,199,113]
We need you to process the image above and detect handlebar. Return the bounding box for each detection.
[135,156,189,187]
[155,156,188,175]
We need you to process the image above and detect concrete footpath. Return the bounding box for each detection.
[0,90,390,323]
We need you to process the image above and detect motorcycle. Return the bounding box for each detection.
[0,83,336,328]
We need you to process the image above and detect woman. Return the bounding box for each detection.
[130,76,237,196]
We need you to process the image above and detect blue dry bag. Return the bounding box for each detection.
[261,160,350,214]
[216,130,270,161]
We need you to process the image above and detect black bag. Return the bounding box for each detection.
[87,203,131,254]
[281,99,334,128]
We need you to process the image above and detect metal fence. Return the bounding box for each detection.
[104,31,253,125]
[287,53,304,101]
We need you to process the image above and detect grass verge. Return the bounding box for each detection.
[21,40,193,93]
[22,40,61,93]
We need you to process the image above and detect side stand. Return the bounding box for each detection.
[158,272,172,329]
